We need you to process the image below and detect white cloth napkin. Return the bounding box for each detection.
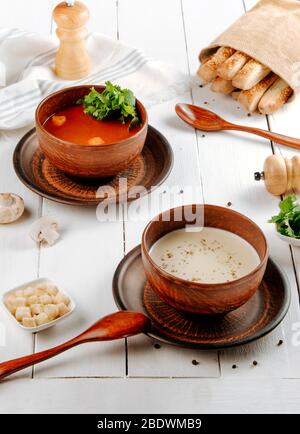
[0,28,192,130]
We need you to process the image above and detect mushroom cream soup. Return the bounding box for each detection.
[149,227,260,284]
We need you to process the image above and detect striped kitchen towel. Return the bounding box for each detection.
[0,28,192,130]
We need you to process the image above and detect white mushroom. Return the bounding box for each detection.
[0,193,24,224]
[29,216,60,246]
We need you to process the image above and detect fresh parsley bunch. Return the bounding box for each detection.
[269,194,300,238]
[78,82,140,129]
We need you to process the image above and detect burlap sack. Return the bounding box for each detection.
[200,0,300,93]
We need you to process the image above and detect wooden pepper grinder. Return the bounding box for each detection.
[53,0,91,80]
[254,154,300,196]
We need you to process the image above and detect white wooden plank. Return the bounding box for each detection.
[239,0,300,378]
[34,208,126,377]
[212,0,299,378]
[33,0,126,377]
[0,0,53,35]
[0,0,49,380]
[182,0,245,74]
[118,0,219,377]
[182,0,300,378]
[0,128,40,378]
[80,0,117,37]
[125,95,218,378]
[1,377,300,413]
[118,0,188,72]
[243,0,300,377]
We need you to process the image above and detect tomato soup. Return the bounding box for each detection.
[44,105,141,145]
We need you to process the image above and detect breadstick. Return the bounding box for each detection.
[231,90,241,101]
[232,59,271,90]
[211,77,235,94]
[238,73,278,112]
[258,78,293,115]
[218,51,250,81]
[197,46,236,83]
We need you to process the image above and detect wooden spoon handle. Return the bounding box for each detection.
[229,124,300,151]
[0,338,80,381]
[0,311,150,381]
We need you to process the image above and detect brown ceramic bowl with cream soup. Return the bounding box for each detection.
[35,85,148,178]
[141,204,268,315]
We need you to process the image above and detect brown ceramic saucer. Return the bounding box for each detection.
[13,126,173,206]
[113,245,291,349]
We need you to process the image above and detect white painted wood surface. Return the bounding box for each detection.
[1,0,300,413]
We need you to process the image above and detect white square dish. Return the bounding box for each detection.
[1,278,76,332]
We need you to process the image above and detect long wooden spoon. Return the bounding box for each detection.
[0,311,150,381]
[175,103,300,151]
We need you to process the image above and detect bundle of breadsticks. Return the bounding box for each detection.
[198,46,293,115]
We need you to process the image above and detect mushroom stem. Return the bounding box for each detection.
[42,226,60,246]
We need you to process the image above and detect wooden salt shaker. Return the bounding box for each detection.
[254,154,300,196]
[53,1,91,80]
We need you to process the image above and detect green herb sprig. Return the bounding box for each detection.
[269,194,300,238]
[78,81,140,129]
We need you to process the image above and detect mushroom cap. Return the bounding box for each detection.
[0,193,25,224]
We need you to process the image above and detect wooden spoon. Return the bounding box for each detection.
[0,311,150,381]
[175,103,300,151]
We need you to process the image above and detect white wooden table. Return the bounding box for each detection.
[1,0,300,414]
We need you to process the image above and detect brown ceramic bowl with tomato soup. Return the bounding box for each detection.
[141,204,268,315]
[35,85,148,178]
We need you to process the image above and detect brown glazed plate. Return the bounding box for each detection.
[13,126,173,206]
[113,245,291,349]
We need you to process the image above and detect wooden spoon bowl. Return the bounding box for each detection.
[175,103,300,151]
